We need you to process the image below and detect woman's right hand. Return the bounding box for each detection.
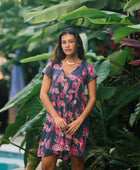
[53,116,68,132]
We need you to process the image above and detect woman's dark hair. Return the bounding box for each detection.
[53,28,86,64]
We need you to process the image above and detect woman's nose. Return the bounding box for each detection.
[66,42,70,47]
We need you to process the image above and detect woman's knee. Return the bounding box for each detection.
[41,155,57,170]
[71,155,84,170]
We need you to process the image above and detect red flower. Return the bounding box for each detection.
[98,43,106,55]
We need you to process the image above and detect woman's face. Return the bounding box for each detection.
[61,33,78,57]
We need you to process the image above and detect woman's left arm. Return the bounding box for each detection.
[66,78,96,135]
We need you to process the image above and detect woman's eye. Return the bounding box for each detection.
[69,40,74,43]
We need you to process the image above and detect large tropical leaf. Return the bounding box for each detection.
[20,53,51,63]
[12,107,45,141]
[27,143,41,170]
[0,96,44,142]
[0,72,42,112]
[108,83,140,119]
[107,47,131,76]
[59,6,138,25]
[124,0,140,12]
[94,59,110,86]
[129,102,140,126]
[114,24,140,43]
[27,22,67,43]
[98,86,116,100]
[23,0,89,24]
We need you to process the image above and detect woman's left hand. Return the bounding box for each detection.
[66,117,84,136]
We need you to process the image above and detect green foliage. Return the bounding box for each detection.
[0,72,43,112]
[129,102,140,126]
[23,0,90,24]
[20,53,52,63]
[0,0,140,169]
[107,47,131,76]
[26,143,41,170]
[124,0,140,12]
[59,6,138,25]
[114,24,140,43]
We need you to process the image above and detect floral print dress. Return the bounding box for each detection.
[37,60,98,161]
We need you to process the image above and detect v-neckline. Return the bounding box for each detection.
[60,61,83,78]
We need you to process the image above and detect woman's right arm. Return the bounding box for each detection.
[40,75,68,131]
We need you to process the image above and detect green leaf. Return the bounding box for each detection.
[59,5,138,25]
[0,96,44,142]
[0,73,42,112]
[12,107,45,140]
[114,24,140,43]
[80,32,88,52]
[124,0,140,12]
[20,53,51,63]
[23,0,87,24]
[108,83,140,119]
[28,22,66,43]
[110,159,131,168]
[129,102,140,126]
[85,53,105,61]
[99,86,116,100]
[94,59,110,86]
[27,143,40,170]
[107,47,131,76]
[116,139,138,151]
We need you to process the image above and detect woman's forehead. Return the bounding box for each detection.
[61,34,75,40]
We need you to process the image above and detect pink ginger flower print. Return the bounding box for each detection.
[72,99,77,106]
[71,145,78,155]
[63,82,69,93]
[57,72,65,83]
[64,140,70,150]
[52,144,63,151]
[82,68,87,77]
[53,73,57,81]
[72,82,79,91]
[46,114,54,122]
[75,108,79,113]
[87,64,94,76]
[79,138,85,152]
[45,139,51,149]
[65,133,72,140]
[69,75,77,80]
[60,93,64,98]
[56,129,64,136]
[55,82,59,86]
[52,95,55,100]
[81,101,85,112]
[53,64,61,70]
[68,93,72,102]
[39,138,46,146]
[73,137,79,145]
[81,93,87,103]
[83,128,89,137]
[44,124,51,132]
[56,100,61,108]
[52,101,55,106]
[68,89,76,94]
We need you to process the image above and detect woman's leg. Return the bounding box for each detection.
[71,155,84,170]
[41,155,57,170]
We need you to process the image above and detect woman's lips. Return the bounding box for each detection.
[65,49,71,52]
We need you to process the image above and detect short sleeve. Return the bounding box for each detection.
[86,64,98,84]
[42,60,53,79]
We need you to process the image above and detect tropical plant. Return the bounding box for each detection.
[0,0,140,169]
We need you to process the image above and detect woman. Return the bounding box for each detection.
[38,28,98,170]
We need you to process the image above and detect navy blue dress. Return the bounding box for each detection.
[38,60,98,160]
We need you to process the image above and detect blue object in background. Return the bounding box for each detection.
[9,65,25,100]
